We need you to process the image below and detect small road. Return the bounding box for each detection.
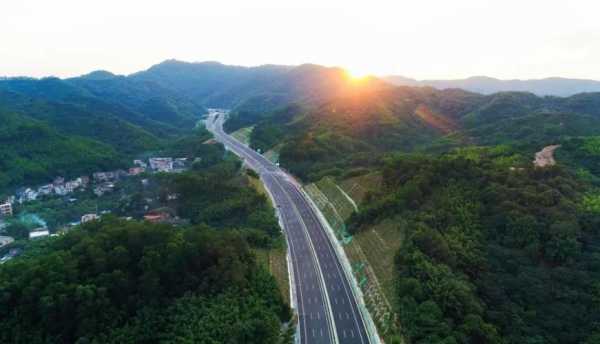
[206,111,373,344]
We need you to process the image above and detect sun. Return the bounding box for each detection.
[345,68,370,80]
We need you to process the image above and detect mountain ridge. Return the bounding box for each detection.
[385,75,600,97]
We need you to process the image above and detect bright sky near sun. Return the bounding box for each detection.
[2,0,600,80]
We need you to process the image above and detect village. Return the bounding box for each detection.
[0,156,190,254]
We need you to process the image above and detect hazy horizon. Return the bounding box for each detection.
[3,0,600,80]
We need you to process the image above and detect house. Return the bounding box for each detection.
[65,179,81,193]
[53,176,65,186]
[129,167,145,176]
[29,228,50,240]
[0,202,12,217]
[54,185,68,196]
[17,188,38,203]
[173,158,188,172]
[144,211,171,223]
[149,158,173,172]
[79,176,90,187]
[38,184,54,196]
[93,183,114,197]
[93,171,116,182]
[116,170,129,179]
[0,236,14,248]
[133,159,148,168]
[81,213,99,223]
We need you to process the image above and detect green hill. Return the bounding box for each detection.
[0,111,122,190]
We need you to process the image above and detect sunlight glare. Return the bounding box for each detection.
[345,68,370,80]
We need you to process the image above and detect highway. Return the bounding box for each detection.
[205,110,373,344]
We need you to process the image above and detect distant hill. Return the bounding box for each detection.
[384,75,600,97]
[132,60,388,110]
[0,72,208,192]
[247,85,600,180]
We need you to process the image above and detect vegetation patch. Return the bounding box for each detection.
[0,218,291,343]
[231,126,254,145]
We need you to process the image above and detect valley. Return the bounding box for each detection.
[0,59,599,344]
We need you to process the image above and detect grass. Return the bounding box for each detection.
[345,218,404,303]
[338,172,382,205]
[343,218,405,340]
[231,126,254,145]
[264,144,282,163]
[254,246,290,305]
[314,177,356,219]
[247,173,268,198]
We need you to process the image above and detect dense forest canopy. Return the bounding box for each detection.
[0,218,290,343]
[348,150,600,343]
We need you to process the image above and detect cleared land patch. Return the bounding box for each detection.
[264,144,282,163]
[231,126,254,145]
[534,144,561,167]
[339,173,382,205]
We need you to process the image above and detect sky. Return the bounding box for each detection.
[2,0,600,80]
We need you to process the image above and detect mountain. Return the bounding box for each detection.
[130,60,293,107]
[0,72,209,192]
[133,60,388,113]
[246,86,600,181]
[0,108,123,191]
[384,75,600,97]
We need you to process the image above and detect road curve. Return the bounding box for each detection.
[205,110,372,344]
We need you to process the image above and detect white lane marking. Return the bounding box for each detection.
[289,185,370,344]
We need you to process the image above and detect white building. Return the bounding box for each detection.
[65,180,81,193]
[81,213,99,223]
[29,229,50,240]
[0,203,12,217]
[149,158,173,172]
[54,185,68,196]
[17,188,38,203]
[133,159,148,169]
[38,184,54,196]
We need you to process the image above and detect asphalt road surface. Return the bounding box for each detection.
[206,111,371,344]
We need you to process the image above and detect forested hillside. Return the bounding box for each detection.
[0,74,207,192]
[0,218,290,343]
[0,109,123,191]
[347,150,600,343]
[235,73,600,342]
[0,131,291,343]
[246,87,600,181]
